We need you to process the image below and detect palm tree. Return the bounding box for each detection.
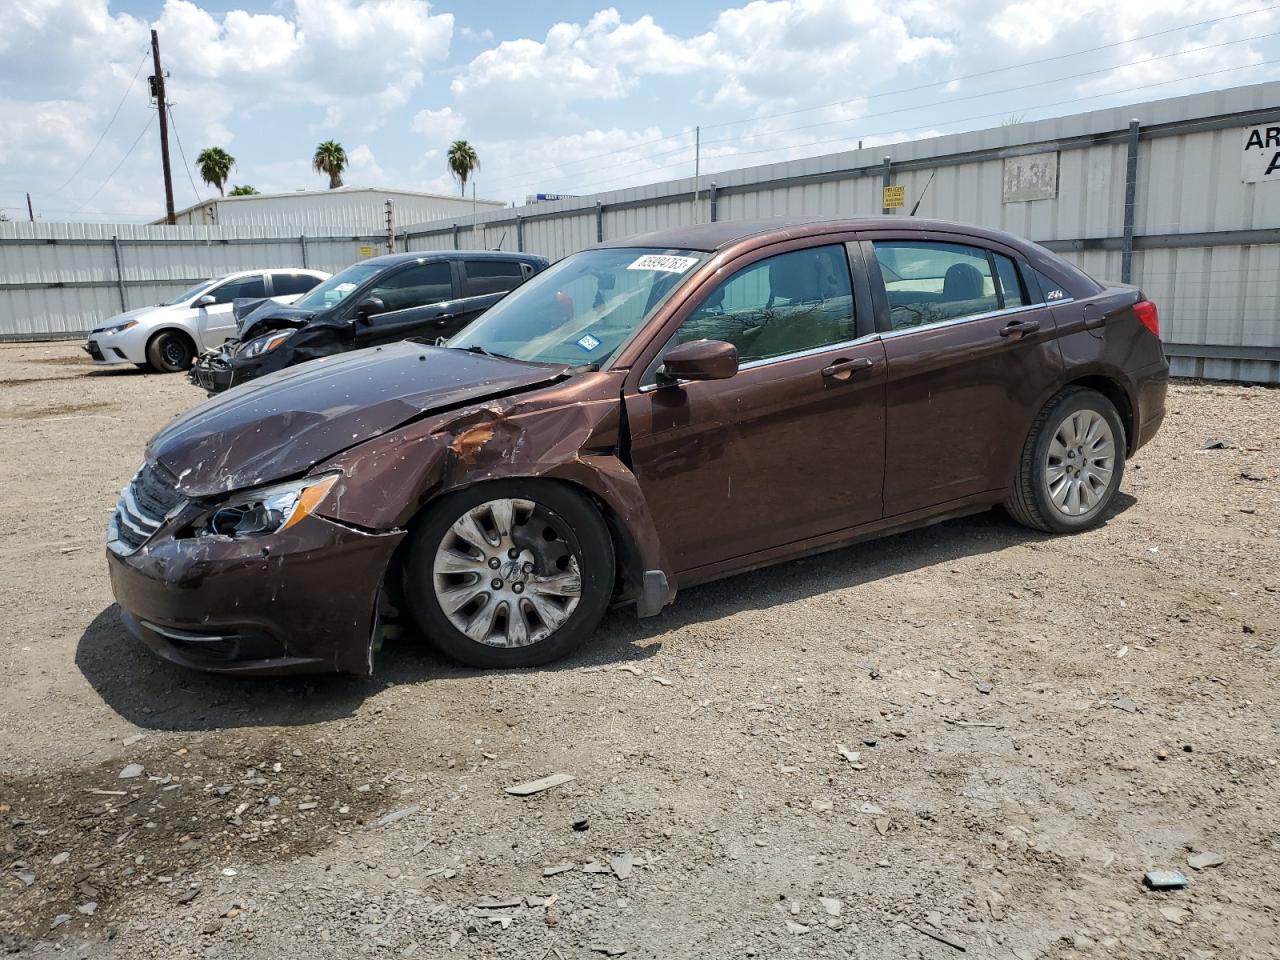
[447,140,480,196]
[313,141,347,189]
[228,185,259,196]
[196,146,235,197]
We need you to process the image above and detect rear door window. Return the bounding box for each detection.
[872,241,998,330]
[461,259,527,296]
[992,254,1027,308]
[369,262,454,311]
[210,275,266,304]
[271,273,323,297]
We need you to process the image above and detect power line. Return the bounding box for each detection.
[478,2,1279,192]
[698,28,1280,150]
[544,31,1278,194]
[559,57,1277,196]
[53,48,150,195]
[166,104,204,206]
[698,1,1280,132]
[72,112,156,215]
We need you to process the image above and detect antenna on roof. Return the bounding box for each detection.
[909,171,936,217]
[492,230,507,251]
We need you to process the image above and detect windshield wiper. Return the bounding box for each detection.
[461,344,509,359]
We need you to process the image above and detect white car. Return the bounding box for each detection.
[84,268,331,372]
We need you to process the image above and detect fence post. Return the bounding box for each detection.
[709,182,718,223]
[299,234,308,268]
[516,215,524,252]
[880,156,893,215]
[595,202,604,243]
[111,236,127,312]
[1121,118,1140,285]
[452,223,459,250]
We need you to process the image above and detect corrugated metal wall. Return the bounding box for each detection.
[173,189,505,234]
[397,81,1280,383]
[3,82,1278,381]
[0,223,407,337]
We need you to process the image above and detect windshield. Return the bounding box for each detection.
[448,247,706,366]
[162,278,221,306]
[293,262,385,311]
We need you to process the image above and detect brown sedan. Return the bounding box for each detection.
[106,217,1168,674]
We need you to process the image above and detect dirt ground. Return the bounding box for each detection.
[0,340,1277,960]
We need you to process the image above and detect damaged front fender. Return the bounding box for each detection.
[313,370,673,610]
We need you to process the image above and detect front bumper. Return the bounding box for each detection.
[107,511,406,675]
[189,349,237,393]
[84,335,134,365]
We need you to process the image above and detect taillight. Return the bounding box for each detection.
[1133,299,1159,337]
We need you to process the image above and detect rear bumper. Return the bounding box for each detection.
[1132,358,1169,453]
[107,513,405,676]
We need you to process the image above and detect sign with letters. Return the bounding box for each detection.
[882,184,906,209]
[1242,124,1280,183]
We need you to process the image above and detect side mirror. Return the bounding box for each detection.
[657,339,739,384]
[195,294,217,307]
[354,296,385,321]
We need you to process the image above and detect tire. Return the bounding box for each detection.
[145,330,196,372]
[404,480,615,669]
[1005,386,1126,534]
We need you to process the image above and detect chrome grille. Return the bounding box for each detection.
[109,461,185,554]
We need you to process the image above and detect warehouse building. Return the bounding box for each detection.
[161,186,505,234]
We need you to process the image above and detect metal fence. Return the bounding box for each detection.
[2,81,1278,382]
[0,223,403,339]
[397,81,1280,384]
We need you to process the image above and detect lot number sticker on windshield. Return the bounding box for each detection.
[627,254,699,274]
[576,334,602,352]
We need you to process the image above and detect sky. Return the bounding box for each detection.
[2,0,1277,223]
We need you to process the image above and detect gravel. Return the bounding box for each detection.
[1,341,1277,958]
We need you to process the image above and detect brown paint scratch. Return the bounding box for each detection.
[450,421,495,464]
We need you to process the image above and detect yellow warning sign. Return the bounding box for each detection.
[357,244,375,257]
[882,185,906,209]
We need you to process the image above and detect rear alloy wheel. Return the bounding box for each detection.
[1006,386,1126,533]
[145,330,196,372]
[405,482,614,668]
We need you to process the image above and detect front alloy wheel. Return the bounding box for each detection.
[433,497,582,647]
[406,481,614,668]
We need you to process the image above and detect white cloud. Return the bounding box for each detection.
[411,106,465,143]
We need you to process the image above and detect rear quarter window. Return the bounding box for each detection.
[462,260,527,297]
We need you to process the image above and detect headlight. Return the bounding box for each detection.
[102,320,138,335]
[236,329,294,358]
[196,474,339,538]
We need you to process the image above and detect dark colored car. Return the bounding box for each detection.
[107,217,1167,676]
[188,251,548,393]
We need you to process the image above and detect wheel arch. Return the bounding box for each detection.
[1058,373,1136,455]
[385,474,646,609]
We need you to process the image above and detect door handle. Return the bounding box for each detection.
[999,318,1041,338]
[431,314,455,326]
[821,357,873,381]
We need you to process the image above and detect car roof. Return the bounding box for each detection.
[218,268,327,279]
[358,250,548,267]
[594,216,1035,253]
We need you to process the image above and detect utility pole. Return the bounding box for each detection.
[149,29,176,225]
[694,125,700,223]
[26,192,34,222]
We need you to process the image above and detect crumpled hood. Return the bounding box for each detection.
[148,342,571,497]
[236,300,321,338]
